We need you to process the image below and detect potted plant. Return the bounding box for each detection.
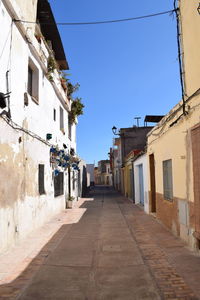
[59,71,69,92]
[67,196,75,209]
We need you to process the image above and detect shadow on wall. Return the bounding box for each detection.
[81,165,88,197]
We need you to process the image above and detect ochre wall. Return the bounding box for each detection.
[180,0,200,96]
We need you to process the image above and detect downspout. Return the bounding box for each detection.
[131,159,135,203]
[174,0,187,115]
[6,70,11,118]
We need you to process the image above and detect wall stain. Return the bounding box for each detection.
[0,143,37,208]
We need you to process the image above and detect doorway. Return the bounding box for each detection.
[149,154,156,213]
[138,164,144,205]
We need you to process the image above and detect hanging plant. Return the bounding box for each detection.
[50,145,80,176]
[69,98,84,123]
[47,55,57,73]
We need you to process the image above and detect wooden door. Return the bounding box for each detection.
[149,154,156,212]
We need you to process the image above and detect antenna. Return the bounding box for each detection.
[134,117,141,127]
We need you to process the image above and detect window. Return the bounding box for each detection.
[53,108,56,121]
[60,106,64,131]
[72,171,75,190]
[27,60,39,102]
[28,67,33,95]
[38,164,45,195]
[68,117,72,140]
[163,159,173,200]
[54,172,64,197]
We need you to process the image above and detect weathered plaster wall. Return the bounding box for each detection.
[0,118,66,252]
[0,1,77,253]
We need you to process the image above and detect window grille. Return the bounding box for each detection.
[163,159,173,200]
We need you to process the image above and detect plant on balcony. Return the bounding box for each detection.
[47,55,57,78]
[59,71,69,91]
[35,34,43,43]
[69,97,84,123]
[67,82,80,99]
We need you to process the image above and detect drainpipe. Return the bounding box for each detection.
[6,70,11,118]
[131,159,135,203]
[174,0,187,115]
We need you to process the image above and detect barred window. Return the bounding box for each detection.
[163,159,173,200]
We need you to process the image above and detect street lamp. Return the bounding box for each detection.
[112,126,119,135]
[197,3,200,14]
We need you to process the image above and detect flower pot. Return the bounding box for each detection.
[67,201,73,209]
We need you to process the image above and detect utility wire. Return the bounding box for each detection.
[0,21,13,62]
[0,114,50,146]
[14,9,176,26]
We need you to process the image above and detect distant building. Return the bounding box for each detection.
[111,126,153,194]
[86,164,95,186]
[96,160,112,185]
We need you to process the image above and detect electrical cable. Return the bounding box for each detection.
[0,114,51,146]
[173,0,187,115]
[14,9,176,26]
[147,87,200,145]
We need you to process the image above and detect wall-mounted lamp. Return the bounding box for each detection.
[0,92,11,109]
[197,3,200,14]
[112,126,119,135]
[46,133,52,140]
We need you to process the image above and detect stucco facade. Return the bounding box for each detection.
[147,1,200,250]
[147,99,200,248]
[96,160,112,185]
[0,0,79,253]
[86,164,95,185]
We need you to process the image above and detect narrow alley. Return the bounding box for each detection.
[0,186,200,300]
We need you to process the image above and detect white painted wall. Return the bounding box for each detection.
[86,164,94,183]
[0,0,78,253]
[133,154,149,213]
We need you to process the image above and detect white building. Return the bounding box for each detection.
[0,0,80,253]
[86,164,94,186]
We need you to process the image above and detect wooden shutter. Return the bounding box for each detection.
[60,106,64,130]
[54,172,64,197]
[38,164,45,195]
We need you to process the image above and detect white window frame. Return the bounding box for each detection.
[27,59,39,103]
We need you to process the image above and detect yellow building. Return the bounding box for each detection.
[147,1,200,250]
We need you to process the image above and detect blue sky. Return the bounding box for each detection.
[49,0,181,165]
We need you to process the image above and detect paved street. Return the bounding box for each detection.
[0,186,200,299]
